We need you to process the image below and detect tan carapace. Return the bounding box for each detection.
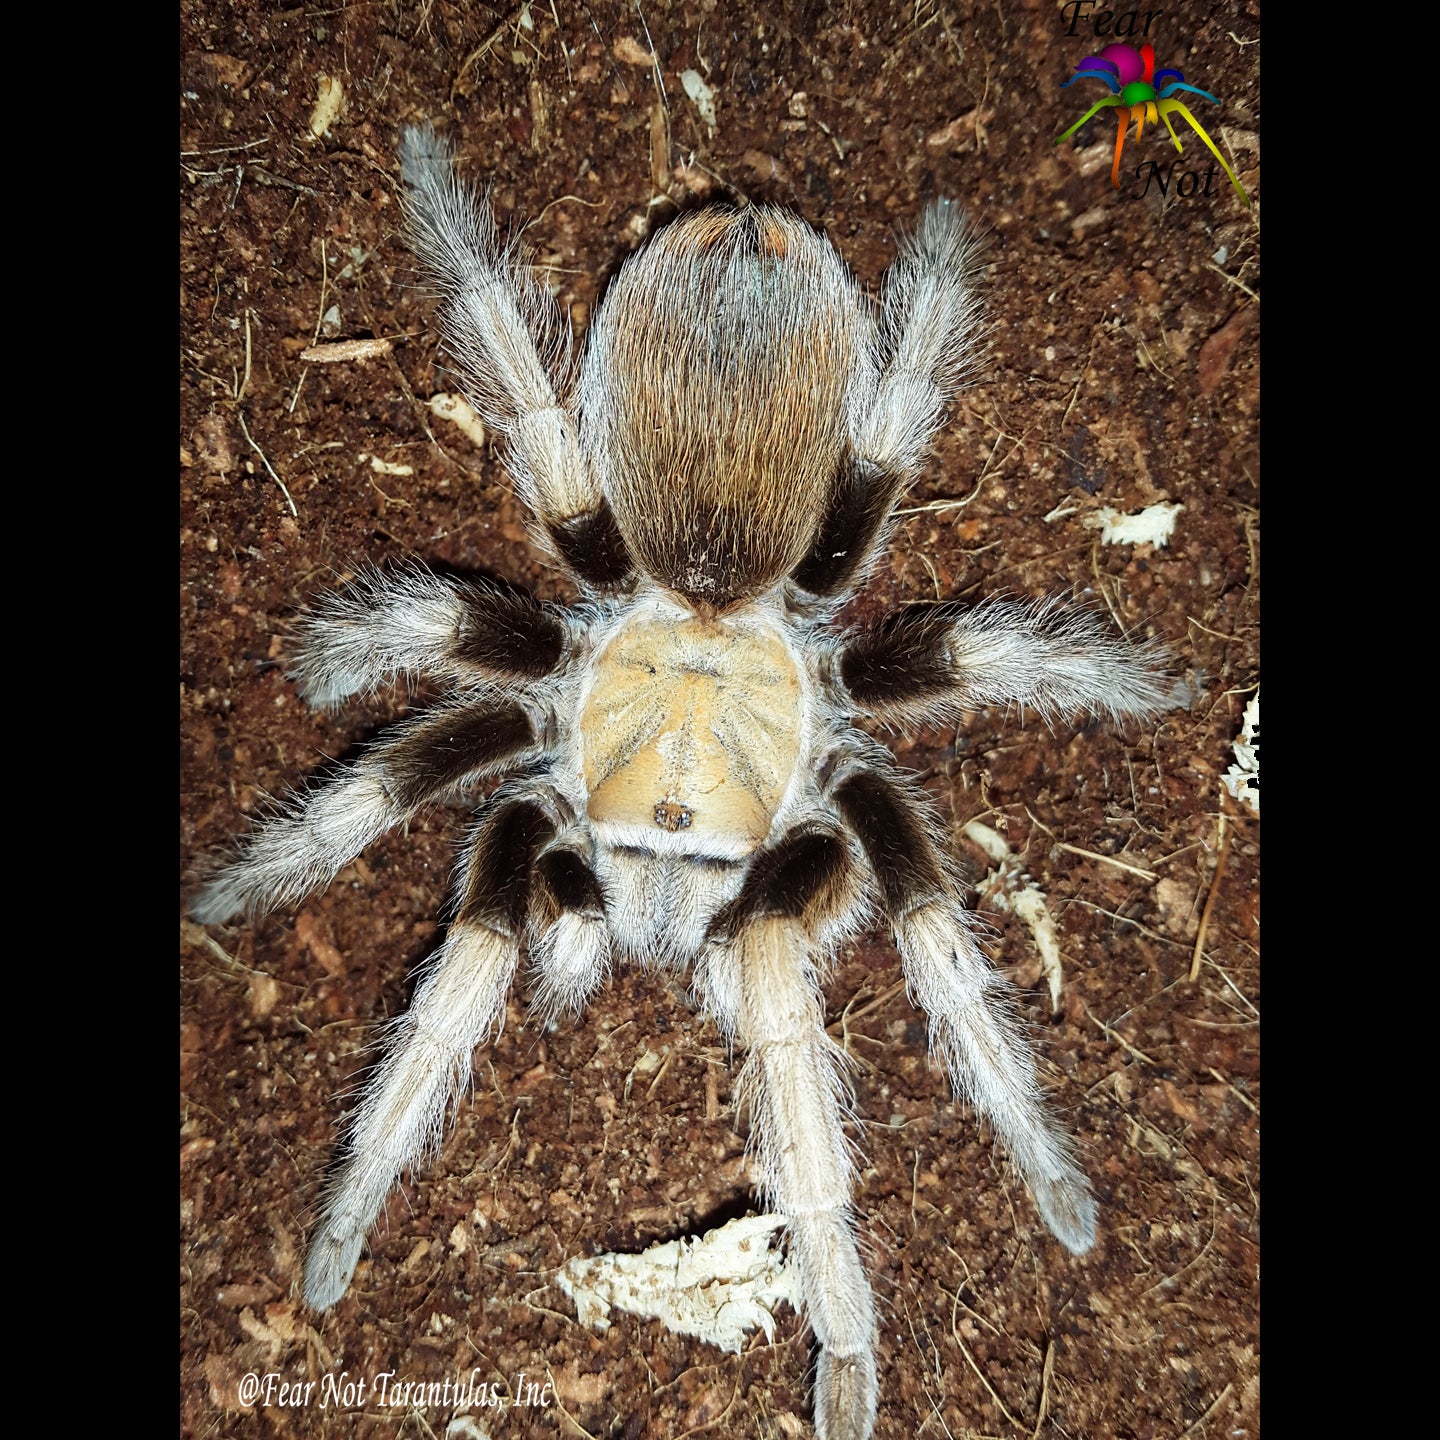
[580,608,802,854]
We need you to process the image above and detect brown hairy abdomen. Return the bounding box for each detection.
[582,208,867,605]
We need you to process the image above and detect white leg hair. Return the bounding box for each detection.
[840,594,1179,730]
[596,852,735,965]
[894,901,1096,1253]
[190,703,531,924]
[304,920,517,1307]
[288,564,572,711]
[944,596,1175,723]
[703,916,878,1440]
[400,125,598,526]
[855,198,986,479]
[287,565,481,710]
[528,909,611,1020]
[190,770,402,925]
[599,848,670,959]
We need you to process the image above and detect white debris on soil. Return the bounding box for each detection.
[444,1419,491,1440]
[308,75,344,139]
[963,821,1066,1012]
[556,1214,801,1354]
[681,70,718,130]
[612,35,655,66]
[1223,692,1259,815]
[359,455,414,477]
[429,392,488,450]
[1083,501,1183,547]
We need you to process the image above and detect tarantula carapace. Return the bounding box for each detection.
[191,124,1176,1440]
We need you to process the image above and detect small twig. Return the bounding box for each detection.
[1066,898,1186,951]
[825,979,908,1036]
[950,1287,1026,1434]
[1081,1001,1158,1067]
[1209,965,1259,1020]
[544,1366,599,1440]
[366,472,408,508]
[829,986,886,1074]
[247,168,321,197]
[235,308,253,403]
[1206,1065,1258,1115]
[1030,1337,1054,1440]
[1186,614,1250,643]
[236,410,297,516]
[915,546,943,600]
[179,138,271,156]
[286,363,309,416]
[535,192,605,225]
[977,420,1032,483]
[1090,538,1125,632]
[1206,262,1258,302]
[1190,802,1231,982]
[645,1047,675,1098]
[310,240,331,349]
[452,20,508,98]
[1136,328,1174,383]
[1141,1186,1218,1297]
[671,1367,743,1439]
[1175,1381,1234,1439]
[896,467,990,518]
[549,0,572,84]
[180,920,270,978]
[1055,842,1156,882]
[941,1247,1004,1339]
[634,0,669,111]
[1060,371,1084,429]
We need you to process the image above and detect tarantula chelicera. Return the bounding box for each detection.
[192,125,1176,1440]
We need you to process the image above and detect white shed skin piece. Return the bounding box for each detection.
[191,123,1180,1440]
[556,1214,803,1353]
[1223,691,1259,815]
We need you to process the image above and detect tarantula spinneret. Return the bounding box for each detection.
[191,124,1178,1440]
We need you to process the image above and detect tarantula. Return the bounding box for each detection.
[191,124,1175,1440]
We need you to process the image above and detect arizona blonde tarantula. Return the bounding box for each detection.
[192,124,1175,1440]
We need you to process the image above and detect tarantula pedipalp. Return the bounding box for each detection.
[191,124,1177,1440]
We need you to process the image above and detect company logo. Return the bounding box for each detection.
[1054,41,1250,207]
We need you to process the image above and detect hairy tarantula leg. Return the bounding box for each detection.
[305,797,554,1309]
[699,831,878,1440]
[791,454,903,600]
[289,564,572,710]
[832,766,1097,1254]
[526,841,612,1020]
[399,125,631,589]
[795,201,985,600]
[736,918,877,1440]
[839,594,1178,728]
[861,198,987,478]
[189,701,535,924]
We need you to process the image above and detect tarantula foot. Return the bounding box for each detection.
[188,874,246,927]
[1033,1169,1098,1255]
[814,1349,879,1440]
[303,1222,365,1309]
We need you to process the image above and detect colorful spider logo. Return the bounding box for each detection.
[1054,42,1250,206]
